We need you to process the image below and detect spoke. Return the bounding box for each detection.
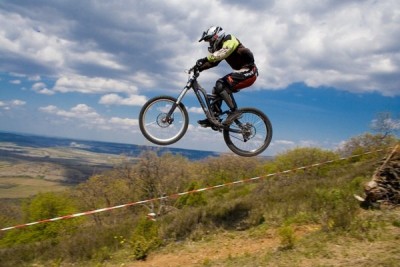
[145,121,158,126]
[229,133,244,142]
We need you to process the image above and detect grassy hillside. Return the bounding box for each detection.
[0,134,398,267]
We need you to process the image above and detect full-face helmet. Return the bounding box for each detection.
[199,26,226,53]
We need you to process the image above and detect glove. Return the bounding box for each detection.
[196,57,208,67]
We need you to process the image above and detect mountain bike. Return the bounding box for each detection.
[138,67,272,157]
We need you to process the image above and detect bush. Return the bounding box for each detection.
[161,207,208,241]
[129,217,162,260]
[175,181,207,208]
[0,192,81,247]
[278,224,297,250]
[207,200,253,230]
[313,188,359,231]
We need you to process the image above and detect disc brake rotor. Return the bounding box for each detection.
[157,113,173,128]
[242,123,256,141]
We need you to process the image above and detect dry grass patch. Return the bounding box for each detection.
[0,176,69,198]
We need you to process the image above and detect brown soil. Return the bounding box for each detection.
[123,225,319,267]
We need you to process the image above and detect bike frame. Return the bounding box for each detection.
[165,71,238,130]
[139,68,273,156]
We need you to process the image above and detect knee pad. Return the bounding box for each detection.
[212,80,226,95]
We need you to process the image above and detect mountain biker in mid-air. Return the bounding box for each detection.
[195,26,258,127]
[139,26,272,156]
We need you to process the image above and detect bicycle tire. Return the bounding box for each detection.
[223,107,272,157]
[139,95,189,145]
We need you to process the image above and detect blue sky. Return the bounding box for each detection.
[0,0,399,156]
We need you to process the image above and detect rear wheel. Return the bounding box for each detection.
[223,107,272,157]
[139,96,189,145]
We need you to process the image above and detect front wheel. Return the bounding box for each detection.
[223,107,272,157]
[139,96,189,145]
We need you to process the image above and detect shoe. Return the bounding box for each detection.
[197,118,212,128]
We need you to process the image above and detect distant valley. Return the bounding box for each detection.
[0,131,218,198]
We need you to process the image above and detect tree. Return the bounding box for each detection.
[370,112,400,137]
[132,151,191,217]
[74,173,135,226]
[338,133,398,158]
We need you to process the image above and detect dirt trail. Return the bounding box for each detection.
[127,233,276,267]
[124,225,318,267]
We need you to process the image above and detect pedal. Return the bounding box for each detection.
[211,125,221,131]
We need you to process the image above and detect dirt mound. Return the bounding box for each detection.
[356,145,400,208]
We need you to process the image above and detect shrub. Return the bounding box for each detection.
[392,220,400,228]
[160,207,208,241]
[175,181,207,208]
[278,224,296,250]
[207,199,253,230]
[0,192,81,247]
[313,188,359,231]
[129,217,162,261]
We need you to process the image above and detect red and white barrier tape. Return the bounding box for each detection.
[0,148,386,232]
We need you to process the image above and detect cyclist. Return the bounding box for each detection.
[195,26,258,127]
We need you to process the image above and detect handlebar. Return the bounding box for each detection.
[189,65,200,78]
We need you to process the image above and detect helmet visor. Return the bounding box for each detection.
[199,32,212,42]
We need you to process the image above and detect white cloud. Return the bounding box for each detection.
[298,140,320,147]
[38,88,55,95]
[39,104,138,131]
[52,75,138,94]
[0,8,125,75]
[130,71,157,88]
[10,80,21,84]
[38,105,57,113]
[99,93,147,106]
[11,100,26,106]
[74,51,125,70]
[39,104,102,120]
[109,117,138,128]
[28,75,41,81]
[32,82,54,95]
[182,123,228,152]
[274,140,295,146]
[187,107,204,114]
[9,72,26,78]
[39,104,108,130]
[1,0,399,95]
[262,0,400,95]
[0,99,26,110]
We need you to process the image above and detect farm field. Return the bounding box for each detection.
[0,176,69,199]
[0,140,129,198]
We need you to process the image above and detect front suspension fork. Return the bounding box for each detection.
[165,86,190,123]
